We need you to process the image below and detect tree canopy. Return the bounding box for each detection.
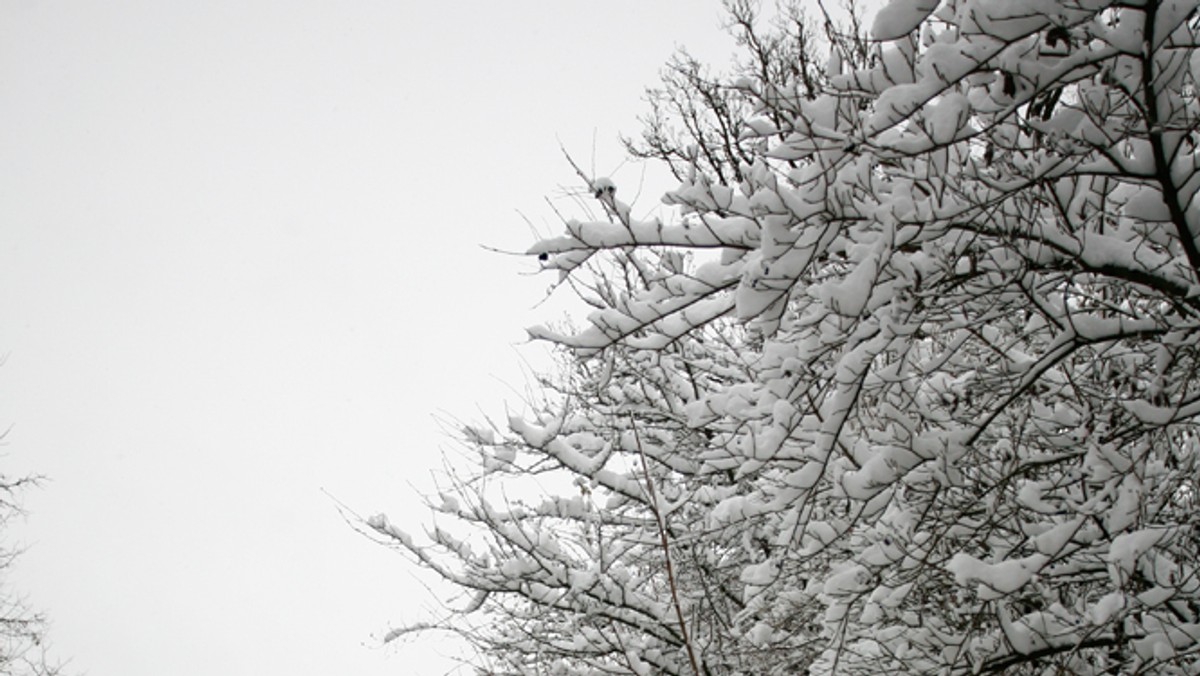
[374,0,1200,672]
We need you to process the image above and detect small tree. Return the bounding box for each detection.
[0,471,58,676]
[375,0,1200,672]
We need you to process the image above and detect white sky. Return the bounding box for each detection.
[0,2,734,674]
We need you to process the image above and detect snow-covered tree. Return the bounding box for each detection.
[374,0,1200,672]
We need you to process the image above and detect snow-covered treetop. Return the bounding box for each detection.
[376,0,1200,673]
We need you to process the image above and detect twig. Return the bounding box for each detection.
[630,414,702,676]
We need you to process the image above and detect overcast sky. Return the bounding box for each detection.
[0,2,734,674]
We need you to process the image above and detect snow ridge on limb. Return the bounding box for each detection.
[385,0,1200,673]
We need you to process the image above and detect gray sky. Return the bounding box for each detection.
[0,2,733,674]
